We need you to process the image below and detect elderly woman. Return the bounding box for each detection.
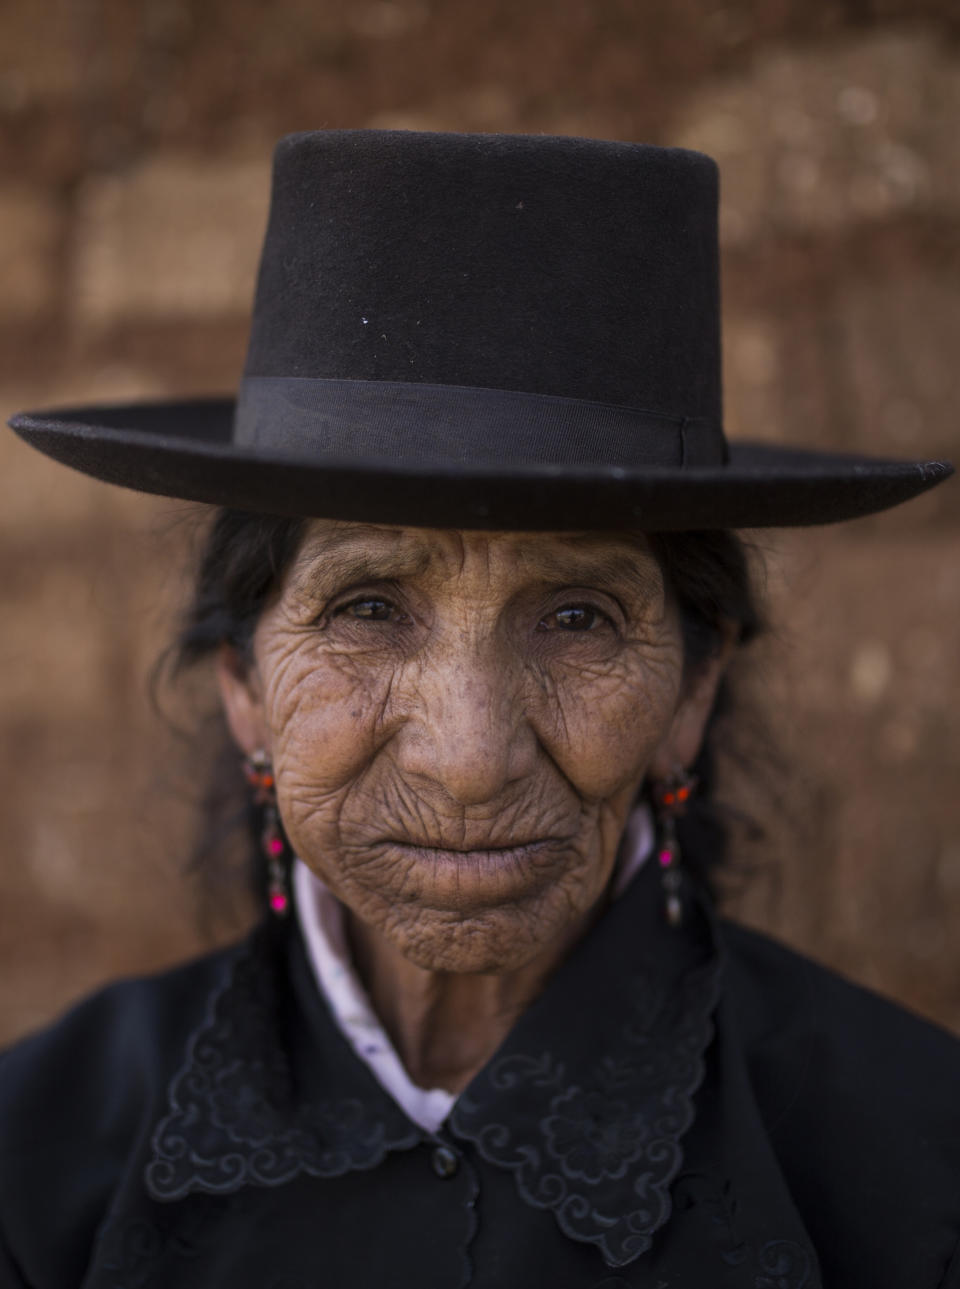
[2,131,958,1289]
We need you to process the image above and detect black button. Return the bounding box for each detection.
[430,1144,459,1178]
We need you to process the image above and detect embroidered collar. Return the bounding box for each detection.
[145,859,720,1270]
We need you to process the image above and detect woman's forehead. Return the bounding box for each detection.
[292,519,661,585]
[288,520,664,600]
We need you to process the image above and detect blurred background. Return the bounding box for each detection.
[1,0,958,1045]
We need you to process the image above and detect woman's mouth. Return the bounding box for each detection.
[372,836,572,904]
[384,839,558,865]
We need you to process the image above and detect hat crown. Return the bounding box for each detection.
[242,130,722,426]
[11,128,953,529]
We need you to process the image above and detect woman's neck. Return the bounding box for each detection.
[345,907,597,1094]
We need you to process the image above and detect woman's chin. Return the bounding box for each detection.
[338,849,605,975]
[382,904,570,975]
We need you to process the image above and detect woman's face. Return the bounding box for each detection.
[219,522,726,973]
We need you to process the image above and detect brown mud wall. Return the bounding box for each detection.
[1,0,958,1042]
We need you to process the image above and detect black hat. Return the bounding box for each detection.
[8,129,953,530]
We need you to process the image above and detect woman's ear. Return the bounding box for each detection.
[649,631,736,782]
[216,643,270,757]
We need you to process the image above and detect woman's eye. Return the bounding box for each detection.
[339,597,397,621]
[539,605,606,632]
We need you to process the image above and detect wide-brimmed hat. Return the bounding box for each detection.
[9,129,953,530]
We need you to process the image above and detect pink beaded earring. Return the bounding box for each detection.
[243,750,290,918]
[650,768,698,928]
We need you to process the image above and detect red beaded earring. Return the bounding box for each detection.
[650,768,698,928]
[243,750,290,918]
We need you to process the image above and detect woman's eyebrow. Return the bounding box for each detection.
[526,549,663,600]
[291,537,432,594]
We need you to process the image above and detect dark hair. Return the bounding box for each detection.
[171,510,765,915]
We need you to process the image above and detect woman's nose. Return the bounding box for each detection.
[391,649,536,807]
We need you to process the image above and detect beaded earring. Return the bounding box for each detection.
[650,768,698,928]
[243,750,290,917]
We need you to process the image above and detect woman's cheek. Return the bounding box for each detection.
[545,651,682,798]
[264,641,393,793]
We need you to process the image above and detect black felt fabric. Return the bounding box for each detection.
[9,399,953,529]
[244,131,721,422]
[6,129,955,526]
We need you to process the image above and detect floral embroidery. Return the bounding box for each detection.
[93,1197,247,1289]
[755,1240,814,1289]
[145,934,421,1201]
[93,1204,319,1289]
[99,1216,165,1286]
[99,878,822,1286]
[138,885,807,1280]
[449,958,721,1268]
[544,1085,651,1183]
[673,1174,815,1288]
[674,1172,750,1267]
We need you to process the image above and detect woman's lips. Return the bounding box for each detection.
[373,837,571,902]
[384,839,558,865]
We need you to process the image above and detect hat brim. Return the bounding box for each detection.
[9,397,954,531]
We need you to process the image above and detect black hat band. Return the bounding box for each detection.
[233,377,725,469]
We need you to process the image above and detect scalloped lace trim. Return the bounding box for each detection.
[449,958,720,1268]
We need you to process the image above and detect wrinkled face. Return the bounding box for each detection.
[219,522,724,974]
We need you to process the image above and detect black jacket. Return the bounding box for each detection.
[2,859,959,1289]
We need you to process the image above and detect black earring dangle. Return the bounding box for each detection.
[650,769,698,928]
[243,750,290,918]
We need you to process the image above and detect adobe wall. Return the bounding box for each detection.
[1,0,957,1040]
